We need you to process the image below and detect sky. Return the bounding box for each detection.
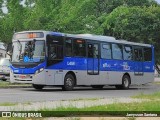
[156,0,160,3]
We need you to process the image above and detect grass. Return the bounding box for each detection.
[132,91,160,100]
[0,101,32,106]
[53,101,160,111]
[61,97,103,102]
[38,100,160,117]
[127,118,136,120]
[0,81,10,87]
[0,118,44,120]
[0,81,31,88]
[154,82,160,85]
[0,102,17,106]
[0,118,25,120]
[40,91,160,112]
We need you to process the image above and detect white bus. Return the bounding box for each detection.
[9,30,155,90]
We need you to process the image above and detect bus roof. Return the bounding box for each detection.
[67,33,152,47]
[14,31,152,47]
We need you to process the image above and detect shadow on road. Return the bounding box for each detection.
[22,85,152,92]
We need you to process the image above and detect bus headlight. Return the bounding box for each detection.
[35,68,44,75]
[39,68,44,72]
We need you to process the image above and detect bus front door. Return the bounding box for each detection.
[87,43,99,75]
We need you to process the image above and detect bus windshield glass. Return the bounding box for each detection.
[12,40,45,63]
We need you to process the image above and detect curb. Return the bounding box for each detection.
[9,85,32,88]
[0,85,32,89]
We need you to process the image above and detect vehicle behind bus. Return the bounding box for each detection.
[0,58,10,81]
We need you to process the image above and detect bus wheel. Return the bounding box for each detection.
[122,75,130,89]
[62,74,75,91]
[32,84,44,90]
[115,75,130,90]
[91,85,104,89]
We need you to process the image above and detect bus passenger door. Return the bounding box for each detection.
[46,35,64,85]
[87,43,99,75]
[134,48,143,76]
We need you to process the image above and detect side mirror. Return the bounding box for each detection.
[6,43,12,56]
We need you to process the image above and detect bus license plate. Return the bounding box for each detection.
[19,75,27,79]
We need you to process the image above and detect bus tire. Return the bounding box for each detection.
[122,75,130,89]
[91,85,104,89]
[32,84,44,90]
[62,74,75,91]
[115,75,130,89]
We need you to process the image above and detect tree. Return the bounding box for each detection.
[0,0,27,43]
[102,5,160,61]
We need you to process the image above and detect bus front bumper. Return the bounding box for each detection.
[10,73,33,84]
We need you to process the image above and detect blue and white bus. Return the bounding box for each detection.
[9,30,155,90]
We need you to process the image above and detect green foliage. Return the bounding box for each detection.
[0,0,160,60]
[102,5,160,61]
[103,6,159,41]
[132,91,160,100]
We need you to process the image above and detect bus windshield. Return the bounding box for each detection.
[12,40,45,63]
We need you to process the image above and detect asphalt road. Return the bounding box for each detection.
[0,83,160,103]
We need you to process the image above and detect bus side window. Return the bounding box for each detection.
[123,45,132,60]
[101,43,111,59]
[112,43,123,60]
[65,39,72,56]
[73,39,86,57]
[144,47,152,61]
[134,48,143,61]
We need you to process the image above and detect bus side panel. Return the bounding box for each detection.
[129,61,154,85]
[33,70,46,85]
[100,59,134,85]
[76,70,89,85]
[142,61,154,83]
[45,57,88,85]
[63,57,88,85]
